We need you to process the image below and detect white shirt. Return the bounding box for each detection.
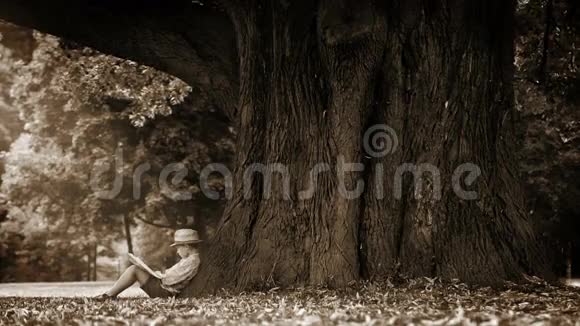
[160,253,200,293]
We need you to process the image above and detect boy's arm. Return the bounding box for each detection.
[162,256,200,286]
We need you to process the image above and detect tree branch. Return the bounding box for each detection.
[134,214,175,229]
[0,0,239,120]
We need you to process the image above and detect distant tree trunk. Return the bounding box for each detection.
[92,243,97,281]
[567,241,573,280]
[0,208,7,223]
[123,215,133,254]
[182,0,550,296]
[86,247,91,282]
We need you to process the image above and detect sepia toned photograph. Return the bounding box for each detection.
[0,0,579,324]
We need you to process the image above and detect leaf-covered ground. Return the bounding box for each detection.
[1,278,579,325]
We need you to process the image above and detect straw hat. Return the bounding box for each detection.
[170,229,203,247]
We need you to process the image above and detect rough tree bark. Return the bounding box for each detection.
[0,0,551,295]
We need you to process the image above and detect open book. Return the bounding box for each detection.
[128,253,164,279]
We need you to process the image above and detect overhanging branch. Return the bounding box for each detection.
[0,0,239,120]
[134,214,175,229]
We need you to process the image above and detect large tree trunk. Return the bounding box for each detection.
[182,0,549,296]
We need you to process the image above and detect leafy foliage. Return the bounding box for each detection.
[8,35,191,130]
[0,24,234,282]
[0,23,26,176]
[0,134,106,281]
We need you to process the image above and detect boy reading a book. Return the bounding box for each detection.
[96,229,202,299]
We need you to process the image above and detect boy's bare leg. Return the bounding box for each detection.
[106,265,150,297]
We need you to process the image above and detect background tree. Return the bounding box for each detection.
[0,23,27,181]
[515,0,580,277]
[0,25,234,281]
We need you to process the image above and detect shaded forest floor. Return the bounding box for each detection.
[1,278,579,325]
